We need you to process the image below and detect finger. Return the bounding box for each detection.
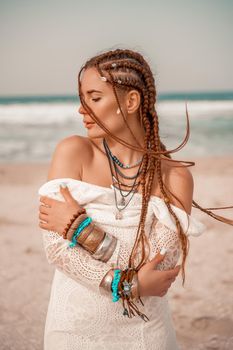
[40,196,53,206]
[166,265,181,279]
[39,221,50,230]
[159,290,167,297]
[148,248,167,268]
[166,276,175,283]
[39,204,49,214]
[168,277,176,283]
[40,196,61,208]
[59,184,77,204]
[39,213,48,221]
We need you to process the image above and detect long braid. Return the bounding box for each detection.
[126,63,156,270]
[78,48,233,286]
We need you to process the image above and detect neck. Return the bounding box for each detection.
[103,125,146,165]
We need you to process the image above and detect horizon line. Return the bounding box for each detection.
[0,90,233,99]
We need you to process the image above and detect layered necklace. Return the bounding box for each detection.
[103,138,145,220]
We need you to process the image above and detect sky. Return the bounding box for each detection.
[0,0,233,96]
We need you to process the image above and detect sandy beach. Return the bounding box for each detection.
[0,157,233,350]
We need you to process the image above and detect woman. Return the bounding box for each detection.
[38,49,232,350]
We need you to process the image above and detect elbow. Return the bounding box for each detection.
[42,231,67,266]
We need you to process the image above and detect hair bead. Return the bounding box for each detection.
[100,76,107,81]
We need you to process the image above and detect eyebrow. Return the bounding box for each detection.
[86,89,103,94]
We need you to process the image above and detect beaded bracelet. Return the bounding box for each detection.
[69,217,92,248]
[66,214,88,241]
[62,207,86,239]
[111,269,122,302]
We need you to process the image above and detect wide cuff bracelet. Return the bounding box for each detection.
[92,233,117,262]
[79,224,105,254]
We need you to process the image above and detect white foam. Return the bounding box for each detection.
[157,100,233,118]
[0,103,82,125]
[0,100,232,161]
[0,100,233,126]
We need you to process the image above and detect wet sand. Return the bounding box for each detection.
[0,157,233,349]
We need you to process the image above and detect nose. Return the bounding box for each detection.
[78,103,87,115]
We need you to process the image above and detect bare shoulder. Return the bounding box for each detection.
[161,157,194,214]
[47,135,93,181]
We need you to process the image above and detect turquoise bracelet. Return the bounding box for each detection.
[112,269,121,302]
[69,217,92,248]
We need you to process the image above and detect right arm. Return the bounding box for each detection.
[39,135,179,296]
[41,135,117,295]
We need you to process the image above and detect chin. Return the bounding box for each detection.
[86,131,108,139]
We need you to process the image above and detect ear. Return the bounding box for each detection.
[125,90,141,114]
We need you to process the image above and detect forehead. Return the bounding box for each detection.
[80,67,109,94]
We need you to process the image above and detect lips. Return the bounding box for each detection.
[83,120,95,125]
[84,121,95,129]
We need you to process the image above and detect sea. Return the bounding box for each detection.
[0,92,232,162]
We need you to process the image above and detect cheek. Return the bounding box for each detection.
[93,100,118,125]
[89,98,125,134]
[97,99,116,118]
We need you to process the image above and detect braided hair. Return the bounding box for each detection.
[77,48,233,284]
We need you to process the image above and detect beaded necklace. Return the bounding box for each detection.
[103,138,143,179]
[106,143,143,169]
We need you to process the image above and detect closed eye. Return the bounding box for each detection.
[92,98,101,102]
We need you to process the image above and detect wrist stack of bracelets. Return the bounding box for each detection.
[62,207,117,262]
[62,207,149,322]
[99,266,149,322]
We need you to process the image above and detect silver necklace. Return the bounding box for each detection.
[103,139,143,219]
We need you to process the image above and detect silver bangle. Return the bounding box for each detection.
[99,269,114,297]
[92,233,117,262]
[101,235,117,262]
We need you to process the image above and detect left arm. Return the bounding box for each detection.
[163,163,194,214]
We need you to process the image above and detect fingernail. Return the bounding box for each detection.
[60,183,67,188]
[160,247,167,255]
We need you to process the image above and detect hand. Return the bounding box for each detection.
[39,184,83,235]
[137,250,181,297]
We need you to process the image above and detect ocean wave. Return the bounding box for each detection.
[0,100,233,126]
[0,99,232,161]
[0,103,80,125]
[157,100,233,118]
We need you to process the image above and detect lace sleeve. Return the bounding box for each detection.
[42,229,120,294]
[149,220,182,270]
[149,198,206,270]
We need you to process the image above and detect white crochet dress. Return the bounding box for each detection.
[38,178,205,350]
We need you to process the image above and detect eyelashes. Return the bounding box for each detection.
[92,98,101,102]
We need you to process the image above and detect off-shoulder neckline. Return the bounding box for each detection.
[44,177,163,200]
[42,177,191,216]
[39,178,206,236]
